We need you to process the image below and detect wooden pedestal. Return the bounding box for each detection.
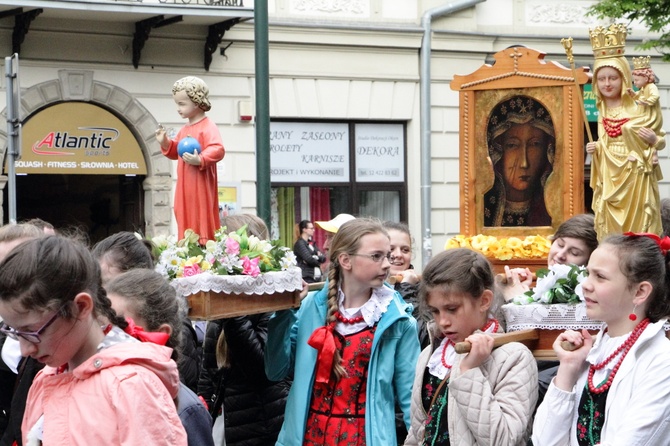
[186,289,302,321]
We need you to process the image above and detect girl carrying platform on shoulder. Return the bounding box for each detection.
[532,233,670,445]
[404,248,538,446]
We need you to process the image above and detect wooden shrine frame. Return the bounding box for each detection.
[450,46,590,237]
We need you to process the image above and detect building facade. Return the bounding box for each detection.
[0,0,667,267]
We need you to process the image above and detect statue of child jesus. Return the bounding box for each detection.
[155,76,225,244]
[628,55,663,166]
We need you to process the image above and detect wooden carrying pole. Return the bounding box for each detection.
[454,328,578,353]
[561,37,593,143]
[454,329,539,353]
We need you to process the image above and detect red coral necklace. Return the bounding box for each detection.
[440,339,455,369]
[335,311,365,324]
[602,117,630,138]
[587,318,649,394]
[440,318,500,369]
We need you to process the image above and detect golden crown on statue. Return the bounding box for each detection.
[589,23,628,59]
[632,55,651,70]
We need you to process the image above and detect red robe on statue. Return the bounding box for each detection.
[161,117,225,244]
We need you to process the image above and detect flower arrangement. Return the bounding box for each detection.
[153,226,297,281]
[445,234,551,260]
[512,263,587,305]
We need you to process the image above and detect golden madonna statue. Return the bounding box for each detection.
[586,24,665,240]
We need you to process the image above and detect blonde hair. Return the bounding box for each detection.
[0,223,43,243]
[172,76,212,112]
[325,217,388,380]
[220,214,269,240]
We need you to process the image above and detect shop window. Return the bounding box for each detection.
[270,121,406,247]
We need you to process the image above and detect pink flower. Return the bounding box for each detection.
[242,256,261,277]
[183,264,202,277]
[226,237,240,255]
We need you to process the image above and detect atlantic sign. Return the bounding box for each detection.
[8,102,147,175]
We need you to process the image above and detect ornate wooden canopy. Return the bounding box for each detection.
[451,46,591,237]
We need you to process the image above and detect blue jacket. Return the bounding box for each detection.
[177,383,214,446]
[265,285,420,446]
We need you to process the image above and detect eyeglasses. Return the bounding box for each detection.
[0,309,62,344]
[351,252,392,263]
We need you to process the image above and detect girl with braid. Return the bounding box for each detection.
[106,269,214,446]
[0,236,187,445]
[265,218,420,446]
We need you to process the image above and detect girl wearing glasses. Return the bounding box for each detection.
[0,236,187,445]
[266,218,420,446]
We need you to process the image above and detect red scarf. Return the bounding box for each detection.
[307,321,338,384]
[123,318,170,346]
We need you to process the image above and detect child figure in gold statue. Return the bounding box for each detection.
[628,55,663,166]
[156,76,225,245]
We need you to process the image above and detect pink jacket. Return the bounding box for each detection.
[23,340,188,445]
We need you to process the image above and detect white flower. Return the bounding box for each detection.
[280,250,297,270]
[574,268,587,301]
[151,234,175,250]
[531,264,571,300]
[516,263,587,305]
[155,263,169,279]
[247,235,262,251]
[539,290,552,304]
[204,240,218,254]
[219,254,243,272]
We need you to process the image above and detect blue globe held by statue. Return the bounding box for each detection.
[177,136,202,158]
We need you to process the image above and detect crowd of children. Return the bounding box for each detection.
[0,213,667,446]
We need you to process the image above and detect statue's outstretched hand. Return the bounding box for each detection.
[155,125,168,149]
[586,141,597,154]
[182,150,202,166]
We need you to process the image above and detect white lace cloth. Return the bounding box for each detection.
[169,267,303,298]
[502,302,670,331]
[502,302,600,331]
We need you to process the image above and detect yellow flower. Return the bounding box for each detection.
[526,235,551,256]
[486,240,503,258]
[183,256,203,267]
[497,247,514,260]
[506,237,523,251]
[470,234,494,251]
[445,234,551,260]
[445,238,463,250]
